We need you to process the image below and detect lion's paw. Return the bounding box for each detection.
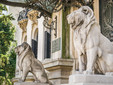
[83,70,94,75]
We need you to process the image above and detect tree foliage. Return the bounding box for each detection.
[0,4,7,14]
[0,14,15,54]
[0,4,16,85]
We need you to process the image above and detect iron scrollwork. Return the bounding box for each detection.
[24,0,94,16]
[43,16,57,38]
[51,16,57,38]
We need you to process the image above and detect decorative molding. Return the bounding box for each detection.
[43,58,73,84]
[18,19,28,32]
[43,16,57,37]
[12,76,35,84]
[43,58,73,69]
[27,10,38,24]
[18,9,29,32]
[18,9,28,21]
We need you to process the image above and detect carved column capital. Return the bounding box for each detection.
[18,19,28,32]
[27,10,38,24]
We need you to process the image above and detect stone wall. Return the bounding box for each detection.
[11,0,101,84]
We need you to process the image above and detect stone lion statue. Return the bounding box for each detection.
[15,42,51,84]
[67,6,113,75]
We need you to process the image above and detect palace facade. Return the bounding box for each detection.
[9,0,113,85]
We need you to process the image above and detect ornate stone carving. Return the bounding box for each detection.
[15,42,51,84]
[43,58,73,85]
[18,19,28,32]
[100,0,113,41]
[18,9,29,32]
[67,6,113,75]
[27,10,38,24]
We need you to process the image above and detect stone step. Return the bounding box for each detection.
[14,82,49,85]
[68,74,113,85]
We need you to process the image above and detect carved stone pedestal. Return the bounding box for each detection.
[14,82,49,85]
[67,74,113,85]
[12,76,35,85]
[43,59,73,85]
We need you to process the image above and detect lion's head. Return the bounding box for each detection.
[15,42,30,55]
[67,6,95,30]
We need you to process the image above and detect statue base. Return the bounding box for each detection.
[66,74,113,85]
[14,82,49,85]
[12,77,50,85]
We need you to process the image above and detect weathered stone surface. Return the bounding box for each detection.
[14,82,49,85]
[67,6,113,75]
[12,76,35,83]
[43,58,73,85]
[15,42,49,83]
[63,83,113,85]
[68,74,113,85]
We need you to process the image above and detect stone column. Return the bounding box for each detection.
[27,10,38,46]
[37,16,45,61]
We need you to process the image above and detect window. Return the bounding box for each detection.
[32,34,38,58]
[44,31,51,58]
